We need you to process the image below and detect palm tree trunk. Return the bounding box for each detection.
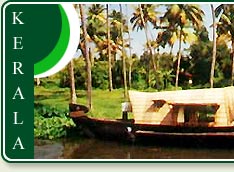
[175,28,182,89]
[107,4,113,92]
[68,60,76,104]
[231,40,234,86]
[120,4,128,100]
[36,78,40,86]
[126,5,132,89]
[170,44,174,55]
[138,5,159,89]
[210,4,217,88]
[138,5,157,73]
[89,47,94,66]
[128,60,132,89]
[79,4,92,110]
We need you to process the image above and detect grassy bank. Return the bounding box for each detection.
[34,86,128,119]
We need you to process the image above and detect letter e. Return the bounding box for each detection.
[13,37,23,50]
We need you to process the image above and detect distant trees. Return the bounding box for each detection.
[215,4,234,86]
[189,27,231,87]
[57,4,234,109]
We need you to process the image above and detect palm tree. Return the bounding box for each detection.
[130,4,158,74]
[79,4,92,110]
[215,4,234,86]
[125,5,133,89]
[86,4,107,58]
[87,5,120,90]
[210,4,217,88]
[109,8,125,59]
[68,60,76,104]
[156,28,178,55]
[68,4,78,104]
[161,4,204,89]
[119,4,128,100]
[35,78,40,86]
[106,4,113,92]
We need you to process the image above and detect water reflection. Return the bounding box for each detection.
[34,138,234,159]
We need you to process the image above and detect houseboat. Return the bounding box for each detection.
[70,86,234,146]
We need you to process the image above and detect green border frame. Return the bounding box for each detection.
[1,0,234,163]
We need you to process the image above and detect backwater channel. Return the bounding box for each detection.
[34,138,234,159]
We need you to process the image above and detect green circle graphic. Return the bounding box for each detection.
[34,5,70,76]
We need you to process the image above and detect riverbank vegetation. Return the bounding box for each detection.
[34,82,129,139]
[34,4,234,139]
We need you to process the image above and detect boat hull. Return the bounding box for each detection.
[71,114,234,147]
[71,115,135,142]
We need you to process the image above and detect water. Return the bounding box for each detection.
[34,138,234,159]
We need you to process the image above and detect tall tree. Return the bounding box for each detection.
[215,4,234,86]
[106,4,113,91]
[68,4,78,104]
[119,4,128,100]
[79,4,92,110]
[161,4,204,89]
[210,4,217,88]
[86,4,107,59]
[125,5,133,89]
[35,78,40,86]
[130,4,158,74]
[68,60,76,104]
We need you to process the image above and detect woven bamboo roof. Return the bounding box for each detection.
[129,87,234,126]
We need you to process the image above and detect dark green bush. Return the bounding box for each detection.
[92,61,109,89]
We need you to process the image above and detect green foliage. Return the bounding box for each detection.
[60,59,109,90]
[59,58,86,89]
[132,75,148,90]
[34,87,75,140]
[156,53,175,90]
[34,86,130,140]
[189,39,231,88]
[92,61,109,89]
[34,104,75,139]
[130,58,149,90]
[132,52,176,90]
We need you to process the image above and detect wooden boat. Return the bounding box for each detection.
[69,86,234,147]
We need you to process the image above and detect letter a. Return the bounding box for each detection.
[12,137,25,150]
[12,87,24,100]
[12,12,24,24]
